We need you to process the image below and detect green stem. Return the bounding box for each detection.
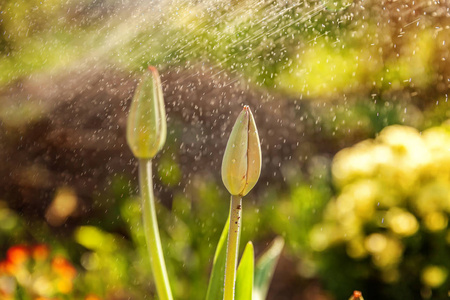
[139,158,173,300]
[223,195,243,300]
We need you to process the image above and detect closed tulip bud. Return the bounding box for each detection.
[127,66,167,159]
[221,106,261,196]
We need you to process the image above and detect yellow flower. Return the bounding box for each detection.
[421,265,448,288]
[386,208,419,237]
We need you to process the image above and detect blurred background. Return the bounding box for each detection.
[0,0,449,299]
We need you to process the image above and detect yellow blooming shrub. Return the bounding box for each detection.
[312,122,450,299]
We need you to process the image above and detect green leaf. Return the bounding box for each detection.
[205,216,230,300]
[235,242,254,300]
[74,226,117,252]
[253,236,285,300]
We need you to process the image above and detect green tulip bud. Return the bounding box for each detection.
[221,105,262,196]
[127,66,167,159]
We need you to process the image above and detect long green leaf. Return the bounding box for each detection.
[235,242,254,300]
[205,217,230,300]
[253,236,284,300]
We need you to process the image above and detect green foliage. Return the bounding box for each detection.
[205,216,229,300]
[323,0,353,12]
[0,201,22,243]
[206,218,282,300]
[157,153,182,187]
[253,237,285,300]
[2,0,447,107]
[235,242,254,300]
[119,179,234,300]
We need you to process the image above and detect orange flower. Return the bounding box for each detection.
[1,290,14,300]
[51,256,77,279]
[85,295,102,300]
[0,259,17,274]
[6,245,29,265]
[32,245,49,261]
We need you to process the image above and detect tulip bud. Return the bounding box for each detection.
[127,66,167,159]
[221,106,261,196]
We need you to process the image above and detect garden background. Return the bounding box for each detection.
[0,0,449,299]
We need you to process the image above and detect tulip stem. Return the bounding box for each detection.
[224,195,243,300]
[139,158,173,300]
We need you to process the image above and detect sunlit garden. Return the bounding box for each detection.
[0,0,449,299]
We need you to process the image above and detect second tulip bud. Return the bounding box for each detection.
[221,106,262,196]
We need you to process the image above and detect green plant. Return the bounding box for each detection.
[126,67,284,300]
[126,66,172,300]
[220,105,261,300]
